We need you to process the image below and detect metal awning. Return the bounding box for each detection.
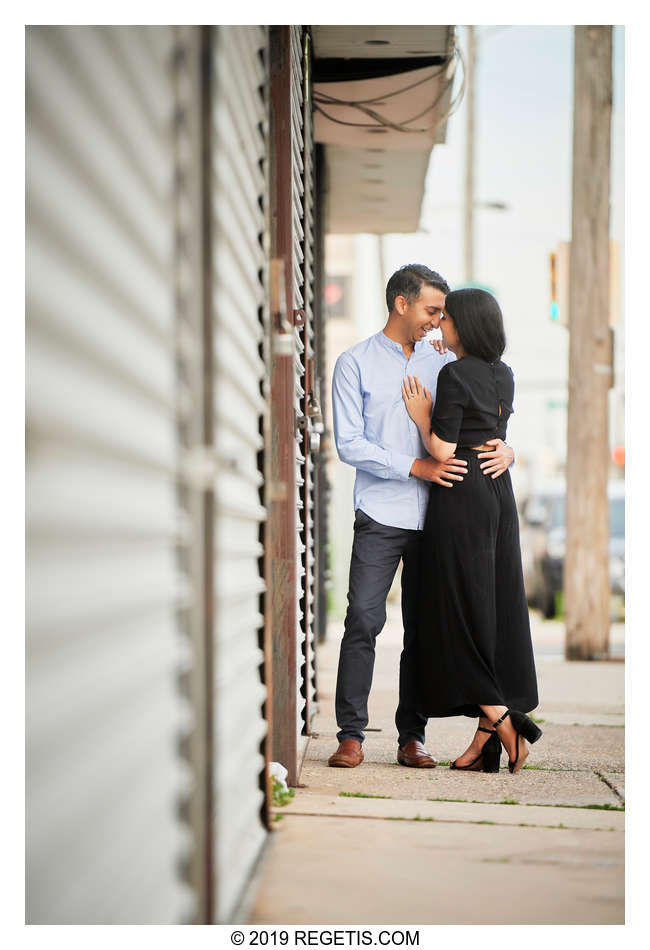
[312,25,458,234]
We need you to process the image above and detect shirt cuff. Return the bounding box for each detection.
[392,452,417,481]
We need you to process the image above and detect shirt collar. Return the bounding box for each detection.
[377,331,436,357]
[377,330,405,354]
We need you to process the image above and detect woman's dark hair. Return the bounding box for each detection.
[443,288,506,362]
[386,264,450,313]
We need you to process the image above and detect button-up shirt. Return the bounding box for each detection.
[332,330,456,531]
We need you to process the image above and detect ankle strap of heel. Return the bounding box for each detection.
[492,710,511,729]
[477,726,496,734]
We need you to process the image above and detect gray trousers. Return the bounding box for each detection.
[335,508,428,746]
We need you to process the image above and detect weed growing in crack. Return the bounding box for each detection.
[338,791,392,799]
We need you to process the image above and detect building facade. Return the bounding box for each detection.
[26,24,456,923]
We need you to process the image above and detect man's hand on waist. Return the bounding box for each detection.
[410,455,468,488]
[476,439,514,479]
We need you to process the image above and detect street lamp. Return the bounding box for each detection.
[464,25,512,281]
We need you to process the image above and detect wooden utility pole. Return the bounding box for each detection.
[464,25,476,282]
[564,26,613,659]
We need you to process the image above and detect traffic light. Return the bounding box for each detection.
[549,241,620,328]
[549,242,570,327]
[549,252,558,321]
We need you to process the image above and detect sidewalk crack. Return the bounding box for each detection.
[278,810,620,832]
[595,769,625,803]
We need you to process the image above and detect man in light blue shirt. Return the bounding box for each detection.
[328,265,515,769]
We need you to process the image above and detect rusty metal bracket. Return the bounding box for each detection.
[270,259,294,355]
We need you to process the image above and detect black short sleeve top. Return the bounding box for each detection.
[431,356,515,447]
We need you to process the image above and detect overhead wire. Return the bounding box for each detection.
[313,29,466,135]
[314,60,450,108]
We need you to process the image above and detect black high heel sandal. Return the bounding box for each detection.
[450,726,502,773]
[492,709,543,774]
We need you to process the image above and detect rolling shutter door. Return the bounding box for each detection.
[171,26,211,923]
[301,31,318,724]
[290,25,308,741]
[290,26,318,738]
[210,25,269,923]
[26,26,196,923]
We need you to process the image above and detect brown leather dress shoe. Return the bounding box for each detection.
[397,740,437,768]
[328,739,364,768]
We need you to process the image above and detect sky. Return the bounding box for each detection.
[381,25,625,470]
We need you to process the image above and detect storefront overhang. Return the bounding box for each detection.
[312,25,458,234]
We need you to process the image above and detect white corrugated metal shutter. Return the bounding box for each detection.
[26,26,196,923]
[290,25,308,742]
[290,20,309,736]
[210,25,269,923]
[301,31,318,724]
[171,26,211,922]
[290,27,318,735]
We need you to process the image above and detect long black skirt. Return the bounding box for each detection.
[416,448,538,719]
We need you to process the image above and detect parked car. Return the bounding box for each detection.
[522,480,624,619]
[521,481,564,617]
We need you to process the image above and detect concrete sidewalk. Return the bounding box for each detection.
[250,603,625,925]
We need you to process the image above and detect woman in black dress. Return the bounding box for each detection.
[401,288,541,773]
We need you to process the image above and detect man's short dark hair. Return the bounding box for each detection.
[444,287,506,362]
[385,264,450,313]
